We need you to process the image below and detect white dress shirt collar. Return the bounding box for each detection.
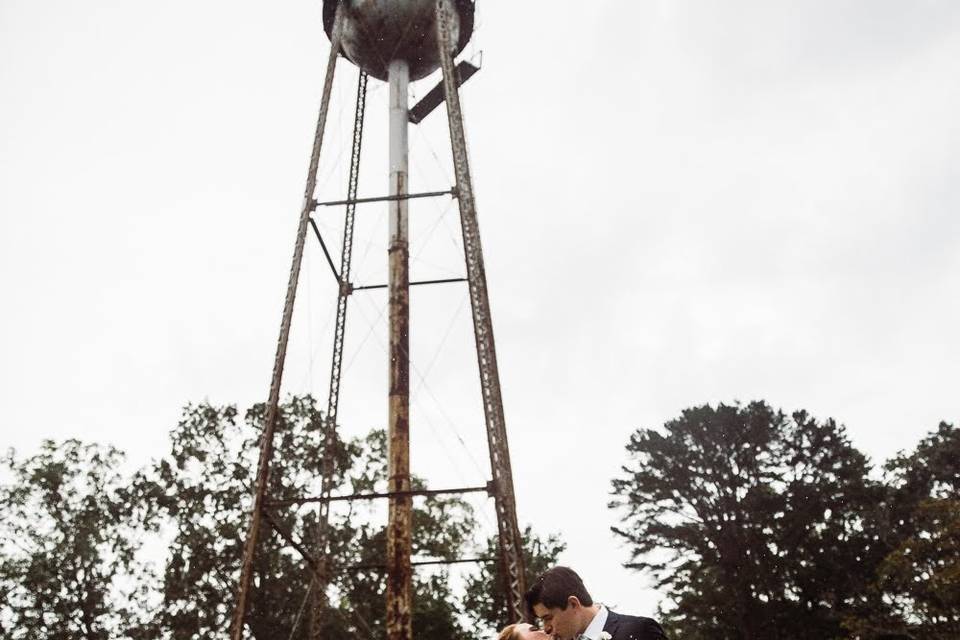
[581,605,609,640]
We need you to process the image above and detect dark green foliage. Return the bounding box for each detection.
[462,525,566,633]
[846,498,960,640]
[0,440,156,640]
[143,396,479,640]
[885,421,960,513]
[847,422,960,639]
[610,401,884,640]
[141,399,333,638]
[0,396,562,639]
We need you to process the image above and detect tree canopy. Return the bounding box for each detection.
[610,401,885,640]
[847,421,960,639]
[462,525,566,631]
[142,396,518,639]
[0,440,157,640]
[0,396,560,639]
[5,398,956,640]
[611,403,959,640]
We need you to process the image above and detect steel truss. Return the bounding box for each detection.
[230,1,528,637]
[435,0,527,622]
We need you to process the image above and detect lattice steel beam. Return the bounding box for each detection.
[435,0,528,624]
[229,6,346,639]
[311,68,369,640]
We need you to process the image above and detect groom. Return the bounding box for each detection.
[524,566,667,640]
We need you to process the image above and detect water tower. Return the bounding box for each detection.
[230,2,527,640]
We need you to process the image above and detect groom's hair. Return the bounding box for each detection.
[524,566,593,617]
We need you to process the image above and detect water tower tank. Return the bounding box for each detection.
[322,0,475,82]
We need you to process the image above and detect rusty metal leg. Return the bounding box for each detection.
[310,68,369,640]
[386,57,413,640]
[435,0,528,624]
[229,7,345,639]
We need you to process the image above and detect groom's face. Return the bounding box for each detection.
[532,599,579,640]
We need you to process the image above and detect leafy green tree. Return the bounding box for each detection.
[885,421,960,515]
[0,440,157,640]
[140,400,320,639]
[143,396,480,640]
[610,401,884,640]
[0,397,561,639]
[847,499,960,640]
[847,422,960,639]
[462,525,566,632]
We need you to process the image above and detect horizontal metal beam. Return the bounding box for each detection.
[353,277,467,292]
[313,188,456,209]
[264,483,491,508]
[346,557,496,572]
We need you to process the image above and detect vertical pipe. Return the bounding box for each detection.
[386,58,413,640]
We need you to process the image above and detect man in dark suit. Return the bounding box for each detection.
[524,566,667,640]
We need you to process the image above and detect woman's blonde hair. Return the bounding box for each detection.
[497,623,523,640]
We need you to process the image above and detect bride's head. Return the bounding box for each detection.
[498,622,552,640]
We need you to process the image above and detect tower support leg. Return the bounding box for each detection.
[310,68,369,640]
[386,57,413,640]
[229,6,345,639]
[435,0,528,624]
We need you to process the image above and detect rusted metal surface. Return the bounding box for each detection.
[386,57,413,640]
[324,69,368,431]
[321,0,474,82]
[435,0,528,624]
[311,68,369,640]
[229,7,345,639]
[233,3,527,636]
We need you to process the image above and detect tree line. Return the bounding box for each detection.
[0,397,562,640]
[610,401,959,639]
[1,398,956,639]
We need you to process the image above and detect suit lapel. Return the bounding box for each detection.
[602,611,621,638]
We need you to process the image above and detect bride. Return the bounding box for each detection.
[498,623,552,640]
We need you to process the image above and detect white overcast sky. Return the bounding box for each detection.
[2,0,959,619]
